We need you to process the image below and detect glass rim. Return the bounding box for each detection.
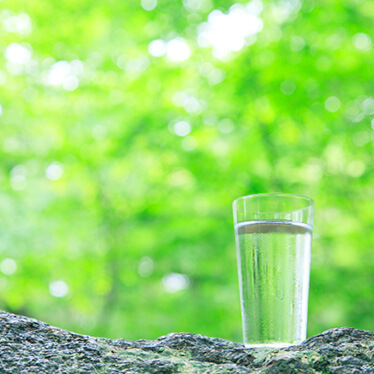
[232,192,315,213]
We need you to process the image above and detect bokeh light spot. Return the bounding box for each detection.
[168,169,195,188]
[280,80,296,95]
[181,136,197,151]
[141,0,157,11]
[173,121,191,137]
[162,273,190,293]
[46,162,64,181]
[290,35,305,51]
[49,280,69,298]
[362,97,374,115]
[198,1,263,59]
[2,12,32,36]
[183,0,210,11]
[63,76,79,91]
[48,60,81,91]
[184,97,202,115]
[10,165,27,191]
[218,118,234,133]
[148,39,166,57]
[346,160,365,177]
[352,131,372,147]
[5,43,32,64]
[353,33,372,51]
[166,38,191,62]
[199,62,226,85]
[0,258,17,275]
[324,96,341,113]
[138,257,154,277]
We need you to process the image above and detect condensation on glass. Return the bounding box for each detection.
[233,193,314,348]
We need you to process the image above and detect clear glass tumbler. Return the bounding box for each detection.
[233,193,314,348]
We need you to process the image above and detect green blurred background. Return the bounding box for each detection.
[0,0,373,342]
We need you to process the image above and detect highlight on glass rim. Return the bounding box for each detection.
[0,0,373,351]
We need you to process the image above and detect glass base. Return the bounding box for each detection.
[244,342,295,349]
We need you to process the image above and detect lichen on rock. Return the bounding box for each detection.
[1,311,374,373]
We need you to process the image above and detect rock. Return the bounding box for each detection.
[1,310,374,373]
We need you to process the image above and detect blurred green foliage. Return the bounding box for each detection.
[0,0,373,342]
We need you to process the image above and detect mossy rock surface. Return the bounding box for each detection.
[1,310,374,373]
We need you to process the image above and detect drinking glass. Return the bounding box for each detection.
[232,193,314,347]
